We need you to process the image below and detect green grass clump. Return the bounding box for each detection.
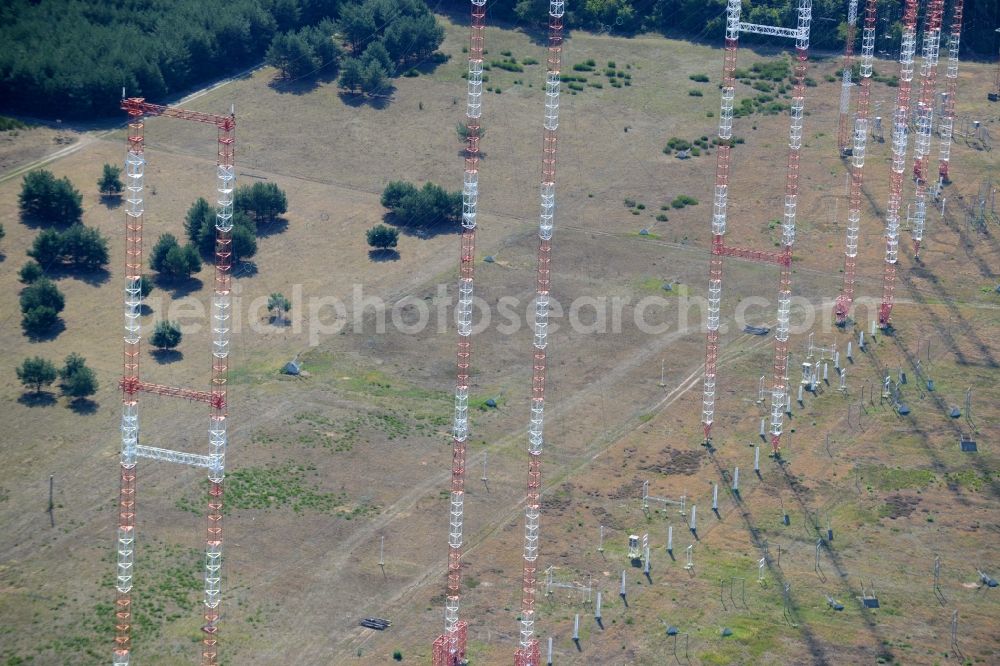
[671,194,699,208]
[689,73,710,82]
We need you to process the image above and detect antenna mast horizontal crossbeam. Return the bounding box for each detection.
[713,242,792,266]
[121,98,234,128]
[135,445,213,468]
[738,23,805,39]
[120,378,225,409]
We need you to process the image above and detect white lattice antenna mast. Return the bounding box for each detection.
[936,0,964,183]
[432,3,487,664]
[909,0,945,258]
[514,4,565,665]
[837,0,860,154]
[834,0,878,324]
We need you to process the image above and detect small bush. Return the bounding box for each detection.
[501,50,512,57]
[522,57,539,65]
[151,321,182,350]
[393,651,403,661]
[804,77,817,87]
[671,195,699,208]
[623,198,636,208]
[572,62,594,72]
[689,73,709,82]
[567,82,584,91]
[607,60,616,68]
[688,89,703,96]
[491,59,523,72]
[656,214,668,222]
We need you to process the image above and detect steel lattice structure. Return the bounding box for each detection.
[431,2,486,664]
[513,4,564,665]
[834,0,878,324]
[936,0,964,183]
[837,0,860,154]
[701,0,812,456]
[909,0,945,258]
[113,98,234,666]
[877,0,920,328]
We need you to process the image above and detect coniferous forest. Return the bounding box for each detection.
[0,0,996,121]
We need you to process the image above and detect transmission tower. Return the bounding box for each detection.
[700,0,812,457]
[877,0,919,329]
[114,98,235,666]
[834,0,879,325]
[431,2,486,665]
[909,0,945,258]
[513,4,564,665]
[837,0,860,155]
[936,0,964,183]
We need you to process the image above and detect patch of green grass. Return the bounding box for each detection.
[863,465,936,491]
[945,470,995,492]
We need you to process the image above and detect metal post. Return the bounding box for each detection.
[595,591,602,621]
[823,362,829,383]
[547,636,553,665]
[572,614,580,641]
[667,525,673,553]
[598,525,604,554]
[712,484,718,511]
[847,340,853,360]
[689,505,697,532]
[619,570,626,596]
[643,546,651,576]
[684,544,694,570]
[732,467,740,492]
[759,417,766,437]
[797,384,804,403]
[758,557,766,583]
[754,446,760,473]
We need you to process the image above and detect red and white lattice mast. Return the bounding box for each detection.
[909,0,945,258]
[837,0,860,155]
[877,0,919,329]
[701,0,812,458]
[431,2,486,664]
[513,4,564,665]
[834,0,878,324]
[937,0,964,183]
[114,98,235,666]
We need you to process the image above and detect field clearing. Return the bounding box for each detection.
[1,14,998,666]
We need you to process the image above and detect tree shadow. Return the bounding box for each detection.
[256,217,289,238]
[403,52,450,76]
[24,318,66,342]
[68,397,98,414]
[382,212,462,239]
[154,275,203,298]
[268,315,293,328]
[457,149,489,160]
[368,249,400,262]
[18,391,57,407]
[17,215,76,230]
[101,194,123,210]
[233,261,258,279]
[48,265,111,286]
[338,87,395,110]
[139,304,154,316]
[267,69,339,96]
[151,349,183,364]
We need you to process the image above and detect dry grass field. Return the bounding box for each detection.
[0,13,998,666]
